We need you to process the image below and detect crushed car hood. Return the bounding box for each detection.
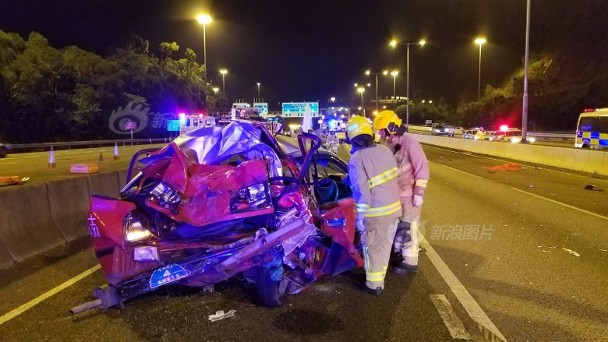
[169,121,283,177]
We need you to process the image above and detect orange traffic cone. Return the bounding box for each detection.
[99,153,104,162]
[113,143,119,160]
[48,147,56,168]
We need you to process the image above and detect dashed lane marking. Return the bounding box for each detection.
[421,236,507,341]
[430,294,471,340]
[0,264,101,326]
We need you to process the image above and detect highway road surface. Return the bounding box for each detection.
[0,142,606,341]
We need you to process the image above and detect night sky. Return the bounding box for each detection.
[0,0,604,110]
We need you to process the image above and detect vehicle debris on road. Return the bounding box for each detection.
[482,163,522,172]
[208,309,237,322]
[0,176,30,187]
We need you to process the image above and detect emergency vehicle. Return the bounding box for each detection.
[179,113,215,134]
[575,108,608,149]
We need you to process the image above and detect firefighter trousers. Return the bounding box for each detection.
[361,216,399,289]
[394,196,422,267]
[394,220,420,267]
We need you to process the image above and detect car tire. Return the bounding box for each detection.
[252,265,286,307]
[242,248,287,307]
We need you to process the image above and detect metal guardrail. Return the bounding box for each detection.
[527,132,573,139]
[3,129,575,153]
[7,138,171,152]
[407,125,574,140]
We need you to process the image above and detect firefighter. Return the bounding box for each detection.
[327,130,339,154]
[319,128,328,146]
[373,110,429,274]
[345,115,401,295]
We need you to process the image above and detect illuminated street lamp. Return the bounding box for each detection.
[390,70,399,104]
[357,87,366,116]
[219,69,228,93]
[256,82,261,98]
[365,69,388,112]
[212,87,219,94]
[390,38,426,129]
[474,37,487,100]
[196,13,212,81]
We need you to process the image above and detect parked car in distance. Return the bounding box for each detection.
[493,128,536,143]
[431,123,456,137]
[463,129,485,140]
[0,142,11,158]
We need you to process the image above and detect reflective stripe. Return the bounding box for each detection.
[415,179,428,187]
[366,271,385,282]
[368,167,398,189]
[363,246,371,272]
[365,200,401,218]
[356,203,370,213]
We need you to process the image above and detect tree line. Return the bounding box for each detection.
[0,30,225,143]
[399,53,608,132]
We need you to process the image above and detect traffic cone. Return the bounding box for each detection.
[113,143,119,160]
[48,147,56,168]
[99,153,104,162]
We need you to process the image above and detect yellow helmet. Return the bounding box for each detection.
[345,115,373,141]
[373,110,402,135]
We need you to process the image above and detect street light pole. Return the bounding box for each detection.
[390,39,425,129]
[474,37,487,100]
[219,69,228,94]
[391,71,399,107]
[366,70,389,113]
[522,0,531,142]
[196,14,212,82]
[357,87,366,117]
[256,82,261,99]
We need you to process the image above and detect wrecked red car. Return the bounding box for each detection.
[74,120,361,312]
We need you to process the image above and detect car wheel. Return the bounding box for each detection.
[242,248,287,307]
[0,150,5,158]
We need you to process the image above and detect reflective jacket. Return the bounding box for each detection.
[348,144,401,218]
[389,133,429,198]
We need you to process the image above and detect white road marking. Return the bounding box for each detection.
[509,187,607,221]
[435,163,486,180]
[421,236,507,342]
[436,163,607,221]
[430,294,471,340]
[425,144,608,183]
[0,264,101,326]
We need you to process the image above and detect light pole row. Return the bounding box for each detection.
[389,39,426,129]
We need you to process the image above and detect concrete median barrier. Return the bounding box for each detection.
[117,169,128,189]
[47,177,91,242]
[0,239,14,269]
[87,171,121,198]
[0,183,66,263]
[415,134,608,176]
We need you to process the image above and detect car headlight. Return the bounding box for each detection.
[231,182,270,212]
[511,137,522,144]
[528,137,536,143]
[123,211,153,243]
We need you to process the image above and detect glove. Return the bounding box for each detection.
[413,194,424,207]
